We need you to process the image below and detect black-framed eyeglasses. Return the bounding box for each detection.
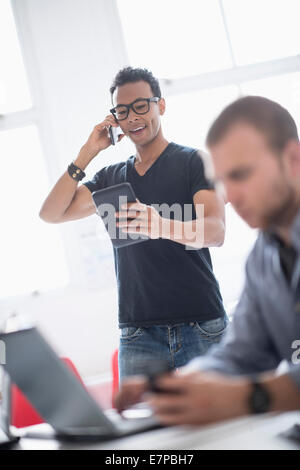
[110,97,160,121]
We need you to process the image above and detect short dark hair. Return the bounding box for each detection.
[206,95,299,153]
[110,66,161,103]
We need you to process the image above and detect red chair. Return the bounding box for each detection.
[11,357,83,428]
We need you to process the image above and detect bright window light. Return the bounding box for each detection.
[241,71,300,130]
[0,0,32,113]
[117,0,233,78]
[162,84,239,149]
[223,0,300,65]
[0,126,69,298]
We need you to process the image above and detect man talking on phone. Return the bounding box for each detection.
[39,67,228,381]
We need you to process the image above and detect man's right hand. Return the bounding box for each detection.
[39,115,124,223]
[80,115,124,164]
[113,376,149,413]
[113,366,176,413]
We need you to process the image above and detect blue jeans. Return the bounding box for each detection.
[118,316,229,382]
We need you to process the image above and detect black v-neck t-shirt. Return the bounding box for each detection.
[84,142,225,327]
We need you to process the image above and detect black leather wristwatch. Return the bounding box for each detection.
[67,162,86,182]
[248,381,272,414]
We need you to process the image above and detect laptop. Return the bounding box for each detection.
[0,327,162,442]
[0,369,20,447]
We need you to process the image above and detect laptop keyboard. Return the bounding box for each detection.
[105,407,162,435]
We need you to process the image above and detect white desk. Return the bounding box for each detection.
[13,411,300,450]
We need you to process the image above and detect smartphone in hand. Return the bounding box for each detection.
[109,125,122,145]
[144,360,175,394]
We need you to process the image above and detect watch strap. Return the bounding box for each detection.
[67,162,86,182]
[248,381,272,414]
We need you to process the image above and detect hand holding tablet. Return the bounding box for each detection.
[92,183,149,248]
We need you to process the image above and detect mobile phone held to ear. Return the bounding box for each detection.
[109,125,122,146]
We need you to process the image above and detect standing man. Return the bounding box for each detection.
[39,67,227,381]
[115,95,300,422]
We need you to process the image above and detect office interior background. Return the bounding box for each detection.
[1,0,300,384]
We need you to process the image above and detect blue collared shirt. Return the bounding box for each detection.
[189,209,300,390]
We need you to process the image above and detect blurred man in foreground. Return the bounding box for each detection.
[115,96,300,424]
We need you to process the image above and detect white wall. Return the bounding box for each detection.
[1,286,119,379]
[9,0,136,378]
[12,0,134,286]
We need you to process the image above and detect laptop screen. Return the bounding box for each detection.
[0,369,12,438]
[0,328,116,435]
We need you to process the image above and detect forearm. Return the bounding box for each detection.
[160,216,225,249]
[39,146,92,223]
[231,372,300,419]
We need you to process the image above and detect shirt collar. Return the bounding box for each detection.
[263,208,300,253]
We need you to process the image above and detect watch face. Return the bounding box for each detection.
[250,382,271,414]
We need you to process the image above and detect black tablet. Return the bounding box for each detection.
[92,183,149,248]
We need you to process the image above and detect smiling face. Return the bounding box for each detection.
[209,123,300,231]
[113,80,165,148]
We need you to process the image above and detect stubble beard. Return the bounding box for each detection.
[262,179,299,232]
